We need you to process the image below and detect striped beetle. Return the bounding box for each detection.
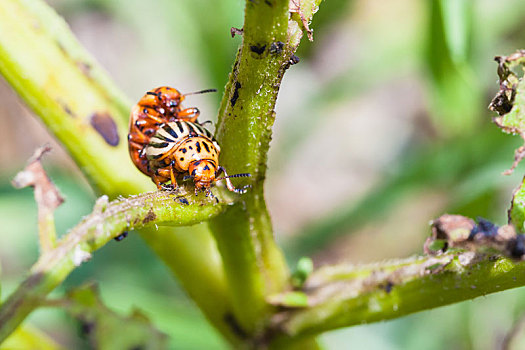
[145,121,250,195]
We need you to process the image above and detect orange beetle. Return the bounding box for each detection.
[128,86,214,176]
[128,87,250,195]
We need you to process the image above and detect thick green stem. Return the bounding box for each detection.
[208,0,320,337]
[270,253,525,343]
[0,190,229,343]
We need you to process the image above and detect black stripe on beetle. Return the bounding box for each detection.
[150,141,169,148]
[176,121,185,133]
[194,123,205,134]
[188,123,199,137]
[149,153,163,160]
[164,125,179,139]
[153,133,170,142]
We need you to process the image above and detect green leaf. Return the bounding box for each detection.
[426,0,481,135]
[61,284,168,350]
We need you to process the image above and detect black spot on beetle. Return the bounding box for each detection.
[250,44,266,55]
[196,141,202,153]
[114,231,128,242]
[231,81,241,107]
[181,148,187,153]
[180,157,184,161]
[269,41,284,55]
[90,112,120,146]
[202,142,210,153]
[203,164,210,171]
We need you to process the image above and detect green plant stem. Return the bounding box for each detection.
[0,0,141,194]
[1,325,65,350]
[209,0,320,338]
[0,0,239,342]
[0,190,230,343]
[269,252,525,343]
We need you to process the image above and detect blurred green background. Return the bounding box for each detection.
[2,0,525,348]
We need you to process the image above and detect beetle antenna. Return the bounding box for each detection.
[184,89,217,96]
[216,173,251,181]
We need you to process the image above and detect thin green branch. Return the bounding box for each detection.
[269,252,525,343]
[209,0,321,338]
[0,189,230,343]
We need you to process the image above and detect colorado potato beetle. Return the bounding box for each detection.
[128,86,215,176]
[145,121,250,196]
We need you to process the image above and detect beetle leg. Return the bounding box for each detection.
[170,162,178,190]
[153,168,175,190]
[176,107,200,122]
[128,129,149,144]
[128,140,145,149]
[140,109,165,124]
[152,174,165,190]
[216,166,250,194]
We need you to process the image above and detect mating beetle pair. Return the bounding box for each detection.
[127,86,250,196]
